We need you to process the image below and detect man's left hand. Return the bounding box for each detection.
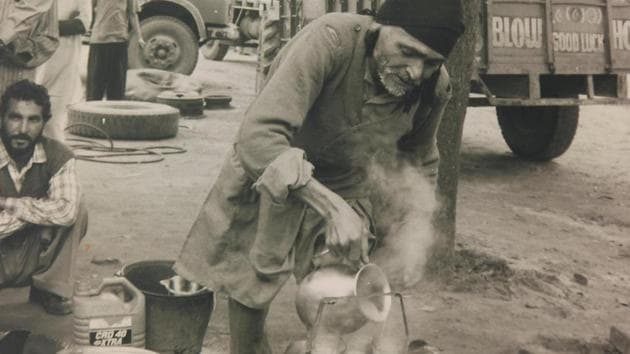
[325,201,371,266]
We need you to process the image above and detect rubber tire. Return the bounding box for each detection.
[67,101,180,140]
[497,106,579,161]
[128,16,199,75]
[201,40,229,61]
[156,97,205,117]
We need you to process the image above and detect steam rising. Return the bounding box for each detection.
[368,156,439,290]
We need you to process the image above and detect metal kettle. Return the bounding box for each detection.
[295,262,392,335]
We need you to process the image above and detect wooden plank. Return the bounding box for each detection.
[544,0,556,72]
[529,73,541,98]
[468,96,630,106]
[587,75,595,97]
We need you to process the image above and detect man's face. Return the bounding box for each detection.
[1,99,45,153]
[373,26,446,97]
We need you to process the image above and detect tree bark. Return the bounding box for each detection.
[427,0,481,276]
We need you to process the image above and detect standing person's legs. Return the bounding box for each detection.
[105,42,129,100]
[86,44,109,101]
[228,298,272,354]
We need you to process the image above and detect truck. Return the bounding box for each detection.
[129,0,630,161]
[128,0,276,74]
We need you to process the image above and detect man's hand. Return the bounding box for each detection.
[294,179,371,266]
[138,37,146,49]
[325,201,370,265]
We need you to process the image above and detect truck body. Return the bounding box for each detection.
[129,0,630,160]
[129,0,272,73]
[474,0,630,106]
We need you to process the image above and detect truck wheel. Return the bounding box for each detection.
[201,40,229,61]
[496,106,579,161]
[128,16,199,75]
[67,101,180,140]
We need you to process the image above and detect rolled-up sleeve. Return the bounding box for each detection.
[237,20,344,180]
[252,148,314,203]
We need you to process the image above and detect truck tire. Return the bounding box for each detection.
[201,40,229,61]
[496,106,579,161]
[128,16,198,75]
[67,101,180,140]
[156,91,205,117]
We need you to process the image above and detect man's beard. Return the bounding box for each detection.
[378,72,408,97]
[377,66,418,98]
[1,132,39,161]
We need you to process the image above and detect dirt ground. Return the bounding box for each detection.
[1,49,629,354]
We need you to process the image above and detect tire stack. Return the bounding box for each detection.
[67,101,180,140]
[156,91,205,118]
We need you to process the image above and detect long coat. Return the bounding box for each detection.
[174,13,453,309]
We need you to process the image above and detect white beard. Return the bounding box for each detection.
[378,70,411,97]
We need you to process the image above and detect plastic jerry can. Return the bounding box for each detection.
[73,276,146,348]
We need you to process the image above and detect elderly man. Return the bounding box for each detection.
[175,0,464,352]
[0,0,59,95]
[0,80,87,315]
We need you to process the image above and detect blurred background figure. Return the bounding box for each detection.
[0,0,58,95]
[86,0,144,101]
[36,0,91,142]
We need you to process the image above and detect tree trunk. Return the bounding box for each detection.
[427,0,481,276]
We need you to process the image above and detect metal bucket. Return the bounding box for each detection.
[121,260,214,354]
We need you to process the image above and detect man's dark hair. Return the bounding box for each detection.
[0,80,52,122]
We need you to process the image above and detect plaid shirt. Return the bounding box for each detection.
[0,141,80,239]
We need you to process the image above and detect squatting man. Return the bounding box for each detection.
[0,80,87,315]
[174,0,465,352]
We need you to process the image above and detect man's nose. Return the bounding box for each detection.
[407,61,424,82]
[19,120,29,133]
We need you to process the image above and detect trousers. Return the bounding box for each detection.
[229,298,272,354]
[0,203,88,298]
[86,42,128,101]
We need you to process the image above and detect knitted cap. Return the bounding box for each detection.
[375,0,465,57]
